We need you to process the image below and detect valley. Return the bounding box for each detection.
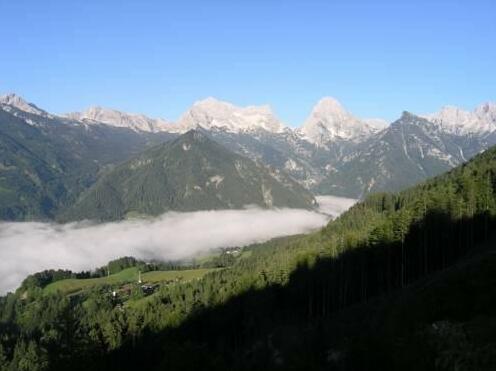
[1,143,496,369]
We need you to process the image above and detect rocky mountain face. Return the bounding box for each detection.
[316,112,464,197]
[61,130,316,222]
[195,99,496,198]
[184,97,386,189]
[66,106,177,133]
[325,106,496,198]
[0,93,49,117]
[1,93,496,221]
[424,103,496,136]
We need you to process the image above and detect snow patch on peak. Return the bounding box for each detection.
[178,98,285,133]
[300,97,384,145]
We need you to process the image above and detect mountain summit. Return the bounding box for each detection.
[177,98,285,133]
[300,97,386,145]
[0,93,49,117]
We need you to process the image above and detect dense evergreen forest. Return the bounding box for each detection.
[1,146,496,370]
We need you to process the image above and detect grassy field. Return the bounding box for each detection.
[142,268,216,283]
[44,267,140,295]
[44,267,218,295]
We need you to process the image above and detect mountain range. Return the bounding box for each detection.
[61,94,496,196]
[1,92,496,220]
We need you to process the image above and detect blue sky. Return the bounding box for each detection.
[1,0,495,125]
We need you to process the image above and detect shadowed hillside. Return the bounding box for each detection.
[1,145,496,370]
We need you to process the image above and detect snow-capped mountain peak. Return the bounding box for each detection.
[65,106,176,133]
[300,97,385,145]
[311,97,348,116]
[0,93,49,117]
[177,97,285,133]
[425,103,496,135]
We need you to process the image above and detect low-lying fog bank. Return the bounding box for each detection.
[0,198,357,295]
[315,195,357,217]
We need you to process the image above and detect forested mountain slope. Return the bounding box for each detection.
[1,143,495,369]
[0,104,174,220]
[62,130,316,221]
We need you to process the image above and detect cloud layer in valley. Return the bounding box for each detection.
[315,196,357,217]
[0,206,346,294]
[0,197,359,295]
